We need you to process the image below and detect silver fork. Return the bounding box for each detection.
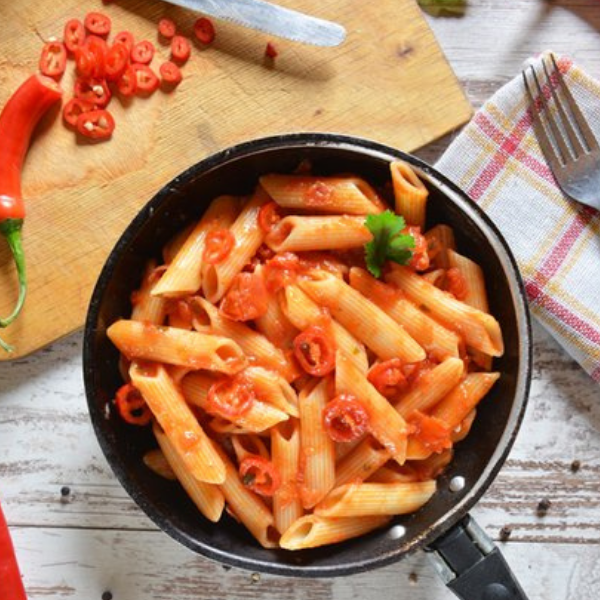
[523,53,600,210]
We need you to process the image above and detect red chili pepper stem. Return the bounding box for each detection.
[0,219,25,352]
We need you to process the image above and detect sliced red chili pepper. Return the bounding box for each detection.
[62,97,94,128]
[74,78,111,108]
[159,61,182,87]
[323,393,370,442]
[64,19,86,54]
[258,201,282,232]
[220,271,269,322]
[265,42,278,59]
[207,375,256,419]
[203,229,235,264]
[293,325,336,377]
[131,40,155,64]
[116,64,137,97]
[171,35,191,62]
[105,42,129,81]
[158,18,176,39]
[367,358,409,397]
[263,252,299,293]
[132,63,159,94]
[39,41,67,78]
[407,410,452,453]
[81,35,108,79]
[84,12,112,37]
[76,109,115,140]
[239,455,281,496]
[114,30,135,54]
[193,17,216,45]
[115,382,152,425]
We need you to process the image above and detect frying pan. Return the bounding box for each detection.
[83,133,532,600]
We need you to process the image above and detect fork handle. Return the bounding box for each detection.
[426,515,529,600]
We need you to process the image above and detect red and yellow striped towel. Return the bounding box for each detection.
[437,53,600,382]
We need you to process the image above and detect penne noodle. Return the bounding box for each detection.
[254,288,298,350]
[298,378,336,509]
[188,297,294,380]
[131,260,168,324]
[393,357,465,418]
[143,448,177,480]
[315,481,436,517]
[425,224,456,269]
[386,266,504,357]
[265,216,372,252]
[451,410,477,443]
[447,250,489,313]
[336,352,409,466]
[215,447,279,549]
[279,514,390,550]
[280,285,368,373]
[153,423,225,522]
[367,465,420,484]
[130,362,225,484]
[231,435,270,462]
[202,190,268,303]
[349,268,460,360]
[259,174,382,215]
[107,320,247,373]
[182,371,290,432]
[162,222,195,265]
[299,272,425,363]
[420,268,446,287]
[152,195,239,297]
[243,366,300,418]
[272,420,303,534]
[334,437,391,487]
[409,448,454,480]
[390,161,428,228]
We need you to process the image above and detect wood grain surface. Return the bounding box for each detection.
[0,0,471,359]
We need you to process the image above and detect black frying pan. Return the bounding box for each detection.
[83,133,532,600]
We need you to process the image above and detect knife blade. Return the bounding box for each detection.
[162,0,347,47]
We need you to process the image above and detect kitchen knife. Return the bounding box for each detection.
[162,0,347,47]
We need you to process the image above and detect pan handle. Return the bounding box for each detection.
[425,514,529,600]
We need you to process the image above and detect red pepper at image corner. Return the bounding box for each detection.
[0,501,27,600]
[0,74,62,352]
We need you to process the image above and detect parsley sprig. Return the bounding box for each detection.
[364,210,415,278]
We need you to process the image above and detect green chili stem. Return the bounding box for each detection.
[0,219,26,352]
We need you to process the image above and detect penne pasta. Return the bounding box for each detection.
[386,266,504,357]
[231,435,270,462]
[299,272,425,363]
[130,362,225,484]
[279,514,390,550]
[259,174,382,215]
[188,297,294,380]
[349,267,460,360]
[143,448,177,480]
[280,284,368,373]
[254,288,298,350]
[334,437,391,487]
[336,352,409,466]
[202,190,268,303]
[265,216,372,252]
[272,420,303,534]
[447,250,489,313]
[182,371,290,432]
[298,378,336,509]
[152,195,239,297]
[131,259,168,324]
[107,320,247,373]
[390,161,428,228]
[153,422,225,522]
[243,366,299,418]
[425,224,456,269]
[315,481,436,517]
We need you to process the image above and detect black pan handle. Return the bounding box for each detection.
[425,515,529,600]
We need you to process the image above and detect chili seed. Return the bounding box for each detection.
[570,460,581,473]
[536,498,551,516]
[60,486,70,497]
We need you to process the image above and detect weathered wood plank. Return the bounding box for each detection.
[1,322,599,544]
[9,527,600,600]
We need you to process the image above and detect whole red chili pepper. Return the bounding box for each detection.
[0,74,62,352]
[0,500,27,600]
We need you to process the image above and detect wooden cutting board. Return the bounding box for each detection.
[0,0,471,360]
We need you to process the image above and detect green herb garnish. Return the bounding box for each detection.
[364,210,415,279]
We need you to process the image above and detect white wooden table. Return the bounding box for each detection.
[1,2,600,599]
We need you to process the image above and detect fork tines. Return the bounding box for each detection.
[523,54,599,167]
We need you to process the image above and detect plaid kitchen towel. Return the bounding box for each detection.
[436,52,600,383]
